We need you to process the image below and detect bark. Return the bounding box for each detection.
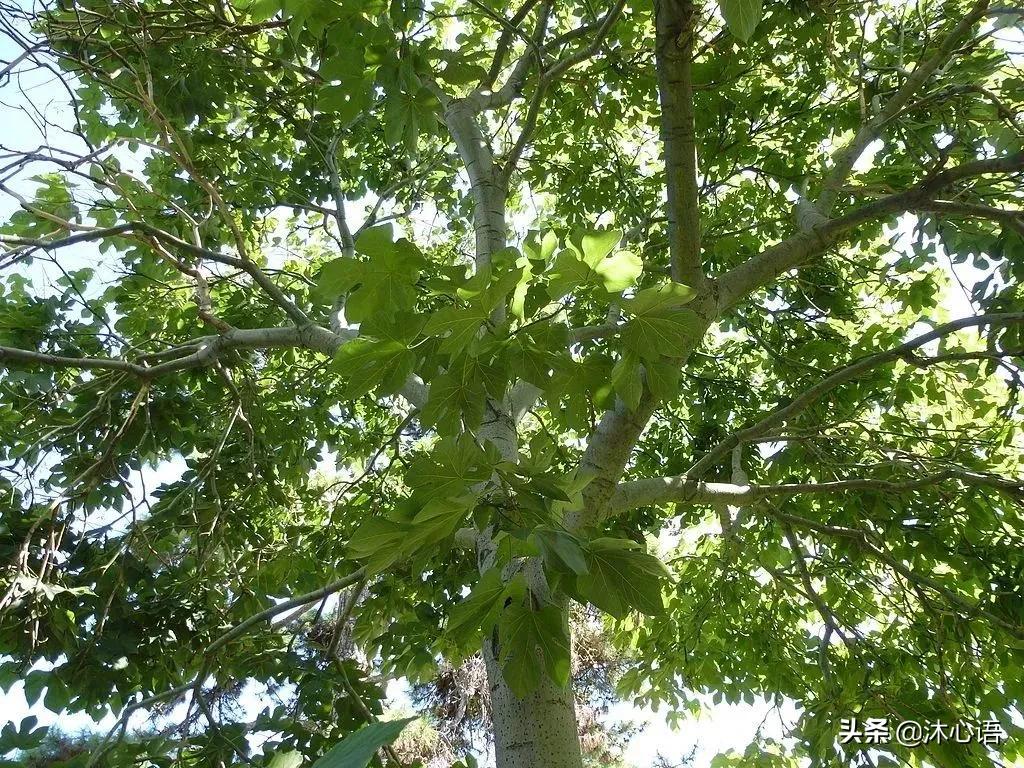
[567,0,711,533]
[572,291,719,531]
[655,0,703,287]
[443,98,586,768]
[484,634,583,768]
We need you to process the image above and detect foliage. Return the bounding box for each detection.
[0,0,1022,767]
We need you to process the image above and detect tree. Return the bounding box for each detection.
[0,0,1022,766]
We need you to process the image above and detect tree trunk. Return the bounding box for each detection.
[444,95,586,768]
[484,634,584,768]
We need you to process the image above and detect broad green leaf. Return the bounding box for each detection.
[423,304,490,354]
[456,259,522,313]
[420,371,485,433]
[526,474,573,502]
[445,569,525,655]
[241,0,280,23]
[622,309,700,360]
[611,354,643,411]
[347,518,411,573]
[594,250,643,293]
[311,717,417,768]
[532,526,589,575]
[268,750,303,768]
[499,602,571,696]
[555,228,640,293]
[576,538,670,618]
[354,224,394,257]
[548,247,642,297]
[333,337,414,399]
[622,281,697,315]
[406,493,475,552]
[438,61,488,85]
[573,228,622,267]
[406,435,491,498]
[458,349,510,400]
[646,358,682,402]
[344,235,423,322]
[523,229,559,264]
[318,83,372,124]
[547,251,593,299]
[720,0,763,42]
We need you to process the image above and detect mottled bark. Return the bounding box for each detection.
[444,98,586,768]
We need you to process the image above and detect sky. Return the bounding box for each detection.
[0,4,1021,768]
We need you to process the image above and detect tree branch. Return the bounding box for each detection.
[717,151,1024,307]
[915,200,1024,237]
[684,312,1024,479]
[655,0,703,287]
[542,0,626,84]
[0,325,351,379]
[768,508,1024,642]
[87,567,367,768]
[815,0,992,215]
[1,220,311,325]
[607,469,1024,515]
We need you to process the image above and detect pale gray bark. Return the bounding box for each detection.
[814,0,992,215]
[484,634,583,768]
[0,324,352,379]
[443,95,586,768]
[607,470,1024,516]
[572,292,719,530]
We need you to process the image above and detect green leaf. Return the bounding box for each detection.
[333,337,414,399]
[548,228,643,296]
[622,281,697,315]
[576,538,670,618]
[406,435,491,498]
[354,224,395,257]
[622,309,701,360]
[242,0,280,23]
[420,372,484,433]
[720,0,763,42]
[611,354,643,411]
[523,230,559,265]
[547,251,593,299]
[594,250,643,293]
[499,602,571,696]
[318,83,372,124]
[423,304,490,355]
[572,228,622,267]
[347,518,411,574]
[268,750,304,768]
[438,61,487,85]
[445,568,521,655]
[548,248,642,298]
[532,526,589,575]
[405,493,475,552]
[645,358,682,402]
[336,227,424,322]
[510,255,535,320]
[23,671,46,707]
[311,717,417,768]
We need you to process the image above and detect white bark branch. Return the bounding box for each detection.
[718,151,1024,307]
[608,469,1024,515]
[685,312,1024,479]
[0,325,352,379]
[814,0,992,215]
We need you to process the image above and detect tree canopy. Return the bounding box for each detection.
[1,0,1023,767]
